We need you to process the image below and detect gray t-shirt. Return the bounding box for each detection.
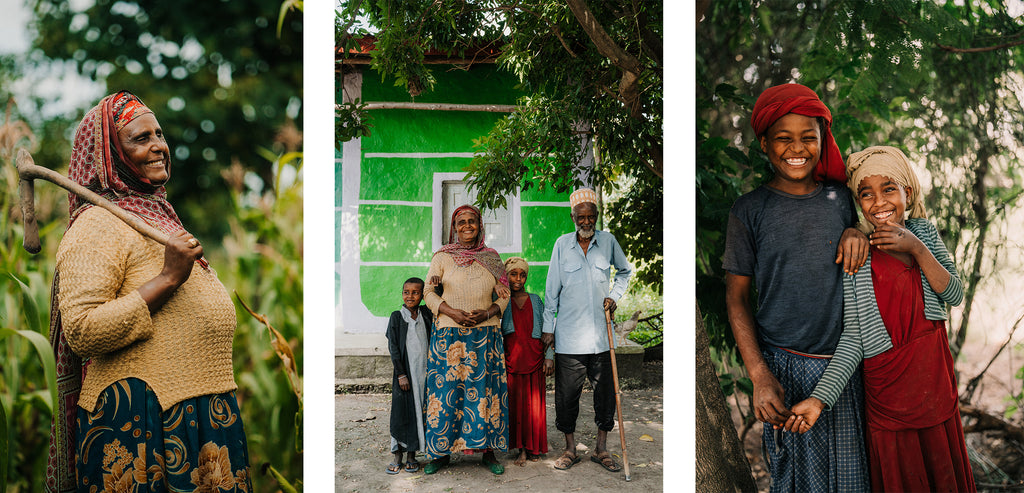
[722,182,856,354]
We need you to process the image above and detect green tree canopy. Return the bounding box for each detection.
[339,0,663,292]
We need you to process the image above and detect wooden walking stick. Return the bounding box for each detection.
[605,306,631,481]
[16,148,168,253]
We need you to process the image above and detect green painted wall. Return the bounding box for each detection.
[363,109,507,154]
[522,206,573,260]
[360,265,435,316]
[359,204,434,262]
[341,64,573,321]
[359,157,464,201]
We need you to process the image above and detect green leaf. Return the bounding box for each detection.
[6,272,40,334]
[736,377,753,396]
[0,392,6,492]
[718,372,735,397]
[0,329,57,415]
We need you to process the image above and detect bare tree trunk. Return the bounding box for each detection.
[952,144,992,360]
[696,300,757,492]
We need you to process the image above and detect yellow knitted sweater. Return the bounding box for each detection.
[424,252,509,329]
[56,207,237,412]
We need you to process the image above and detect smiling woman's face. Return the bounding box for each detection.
[454,211,480,246]
[118,113,170,185]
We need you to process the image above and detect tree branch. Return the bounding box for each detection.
[488,4,578,58]
[960,312,1023,403]
[961,403,1024,443]
[884,5,1024,54]
[565,0,645,115]
[937,38,1024,53]
[337,101,518,112]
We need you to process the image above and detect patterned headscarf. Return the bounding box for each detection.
[751,83,846,183]
[847,145,927,233]
[503,256,529,275]
[47,92,199,492]
[66,91,188,235]
[435,204,509,287]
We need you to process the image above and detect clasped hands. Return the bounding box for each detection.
[754,375,825,435]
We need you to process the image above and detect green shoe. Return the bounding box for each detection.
[482,457,504,475]
[424,455,450,474]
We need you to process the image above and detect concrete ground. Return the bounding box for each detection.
[336,386,664,492]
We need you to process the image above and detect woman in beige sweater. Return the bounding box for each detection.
[45,91,251,492]
[422,204,511,475]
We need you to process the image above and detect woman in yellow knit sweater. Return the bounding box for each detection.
[422,204,511,475]
[45,91,251,491]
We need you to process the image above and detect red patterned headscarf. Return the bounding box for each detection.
[751,83,846,183]
[435,204,509,287]
[66,91,190,235]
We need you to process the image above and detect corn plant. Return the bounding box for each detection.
[1,106,63,492]
[219,149,304,492]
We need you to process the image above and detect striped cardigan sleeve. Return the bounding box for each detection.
[810,273,865,409]
[907,218,963,311]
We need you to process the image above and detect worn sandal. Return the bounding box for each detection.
[385,462,401,475]
[404,460,419,473]
[591,452,622,472]
[553,451,581,470]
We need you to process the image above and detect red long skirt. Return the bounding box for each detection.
[865,249,974,492]
[506,371,548,454]
[505,297,548,455]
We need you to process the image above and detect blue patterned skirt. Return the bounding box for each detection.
[761,346,869,493]
[424,324,509,458]
[76,378,252,492]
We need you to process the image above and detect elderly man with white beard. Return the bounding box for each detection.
[541,188,632,473]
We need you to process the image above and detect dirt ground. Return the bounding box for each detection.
[336,365,664,492]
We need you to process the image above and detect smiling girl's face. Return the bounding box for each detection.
[856,174,912,228]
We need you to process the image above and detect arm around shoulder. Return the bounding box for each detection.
[423,254,446,313]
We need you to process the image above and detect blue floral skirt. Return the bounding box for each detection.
[424,324,509,458]
[76,378,252,492]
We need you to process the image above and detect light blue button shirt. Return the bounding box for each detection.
[542,230,632,354]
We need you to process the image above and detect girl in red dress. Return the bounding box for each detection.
[787,146,975,492]
[500,257,554,465]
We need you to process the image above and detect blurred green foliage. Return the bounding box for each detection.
[27,0,304,240]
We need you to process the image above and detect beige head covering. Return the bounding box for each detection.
[570,188,597,208]
[847,145,927,233]
[503,256,529,275]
